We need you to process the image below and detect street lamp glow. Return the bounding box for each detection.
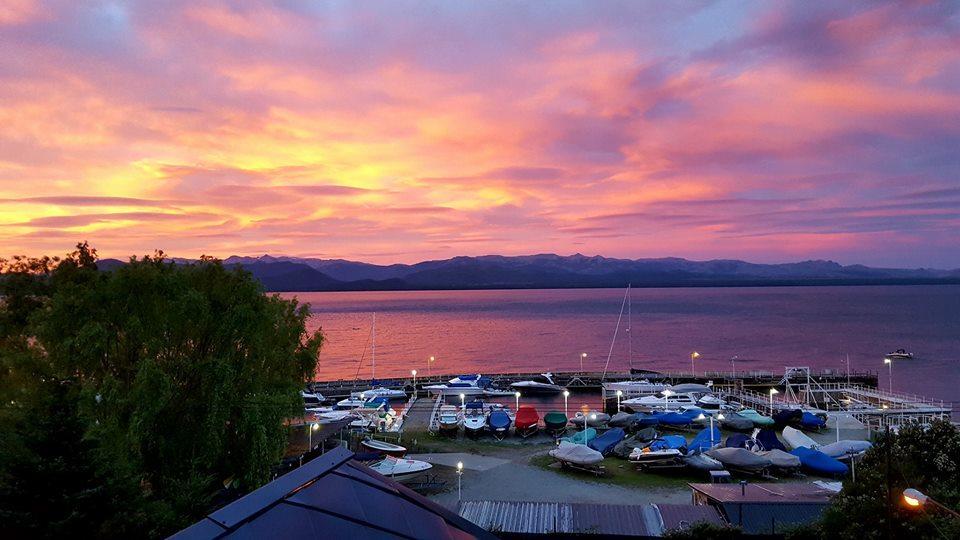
[662,388,674,409]
[768,388,779,411]
[460,393,465,408]
[884,358,893,393]
[514,391,521,411]
[563,389,570,416]
[457,461,464,472]
[690,351,700,376]
[901,488,960,518]
[411,369,417,390]
[456,461,464,501]
[580,352,587,372]
[615,389,623,411]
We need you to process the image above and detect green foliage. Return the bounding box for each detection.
[662,521,743,539]
[819,420,960,540]
[0,244,323,538]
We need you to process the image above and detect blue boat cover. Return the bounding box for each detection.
[800,412,826,429]
[790,446,848,475]
[487,410,511,430]
[724,433,751,448]
[688,427,722,453]
[756,428,787,451]
[649,435,687,452]
[458,375,479,380]
[465,401,484,410]
[773,409,803,425]
[679,407,706,419]
[652,412,693,425]
[633,413,660,428]
[588,428,626,456]
[365,397,389,407]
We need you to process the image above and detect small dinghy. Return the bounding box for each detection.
[487,407,512,440]
[514,405,540,438]
[588,428,626,456]
[790,446,848,476]
[683,453,724,471]
[361,439,407,457]
[572,411,610,427]
[738,409,775,426]
[368,456,433,483]
[720,412,755,432]
[759,449,802,473]
[630,446,683,463]
[629,438,685,468]
[706,447,772,474]
[819,440,872,459]
[543,411,568,435]
[561,428,597,445]
[782,426,819,450]
[688,426,721,453]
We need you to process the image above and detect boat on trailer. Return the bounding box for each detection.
[514,405,540,438]
[543,411,568,436]
[461,401,487,436]
[360,438,408,457]
[550,442,606,476]
[368,456,433,483]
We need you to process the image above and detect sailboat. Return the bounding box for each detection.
[355,313,406,401]
[601,285,663,396]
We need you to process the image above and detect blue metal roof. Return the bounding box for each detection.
[171,447,493,539]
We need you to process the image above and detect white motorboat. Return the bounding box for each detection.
[336,393,367,409]
[622,391,700,411]
[510,373,564,395]
[424,374,490,396]
[782,426,819,450]
[315,410,356,423]
[437,405,462,432]
[357,386,406,401]
[603,379,667,398]
[461,401,487,436]
[628,446,683,463]
[885,349,913,360]
[368,456,433,483]
[360,438,407,457]
[302,390,325,408]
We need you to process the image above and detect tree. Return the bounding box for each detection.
[0,245,323,537]
[819,420,960,539]
[663,521,743,539]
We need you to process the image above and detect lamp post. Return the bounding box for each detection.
[662,388,674,410]
[690,351,700,376]
[514,391,521,411]
[583,413,596,441]
[456,461,464,501]
[460,393,465,409]
[884,358,893,393]
[563,390,570,416]
[616,390,623,412]
[731,355,738,376]
[903,488,960,519]
[580,352,587,372]
[429,356,434,378]
[411,369,417,393]
[769,388,779,413]
[308,422,319,450]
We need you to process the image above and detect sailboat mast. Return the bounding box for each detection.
[372,313,376,381]
[627,284,632,370]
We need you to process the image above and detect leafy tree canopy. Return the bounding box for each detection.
[1,243,322,537]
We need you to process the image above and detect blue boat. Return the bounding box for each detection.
[487,408,512,440]
[790,446,848,476]
[755,428,787,452]
[648,435,687,452]
[724,433,751,449]
[633,413,660,428]
[773,408,802,425]
[688,427,721,453]
[561,428,597,445]
[799,412,826,431]
[588,428,626,456]
[651,411,693,426]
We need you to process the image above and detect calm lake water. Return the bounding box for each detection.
[284,286,960,406]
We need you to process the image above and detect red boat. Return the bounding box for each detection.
[515,405,540,438]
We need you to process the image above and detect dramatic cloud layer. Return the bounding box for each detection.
[1,1,958,266]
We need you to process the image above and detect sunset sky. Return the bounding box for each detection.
[1,1,959,267]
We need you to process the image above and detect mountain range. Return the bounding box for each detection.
[98,253,960,292]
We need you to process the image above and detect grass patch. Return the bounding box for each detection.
[529,453,705,489]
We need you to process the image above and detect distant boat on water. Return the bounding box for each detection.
[885,349,913,360]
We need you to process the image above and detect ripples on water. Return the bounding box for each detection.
[282,286,960,405]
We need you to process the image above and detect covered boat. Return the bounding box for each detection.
[773,408,803,425]
[368,456,433,483]
[782,426,819,450]
[629,446,683,464]
[612,431,657,459]
[738,409,775,426]
[819,440,872,459]
[688,426,722,453]
[799,411,827,431]
[633,413,660,429]
[588,428,626,456]
[760,449,801,472]
[720,412,755,432]
[360,438,407,457]
[514,405,540,438]
[790,446,849,476]
[550,441,605,466]
[487,408,512,439]
[724,433,752,449]
[650,411,693,426]
[561,428,597,445]
[755,428,787,452]
[572,411,610,427]
[683,453,724,471]
[649,435,687,452]
[608,412,637,429]
[705,447,772,474]
[543,411,568,435]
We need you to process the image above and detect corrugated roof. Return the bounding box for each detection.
[689,482,834,504]
[171,447,494,539]
[459,500,721,537]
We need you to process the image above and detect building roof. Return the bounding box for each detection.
[688,482,835,504]
[171,447,494,540]
[458,500,724,537]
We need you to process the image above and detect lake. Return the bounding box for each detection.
[284,285,960,406]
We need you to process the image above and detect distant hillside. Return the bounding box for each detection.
[127,253,960,291]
